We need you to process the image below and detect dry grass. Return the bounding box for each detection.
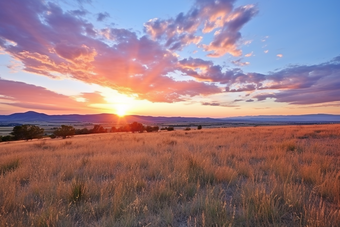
[0,124,339,226]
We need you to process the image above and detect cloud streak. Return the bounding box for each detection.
[0,78,96,111]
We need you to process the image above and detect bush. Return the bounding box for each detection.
[197,125,202,130]
[75,128,90,135]
[146,126,159,132]
[184,127,191,131]
[110,126,117,132]
[91,125,107,133]
[129,122,145,133]
[160,127,175,131]
[0,135,14,142]
[53,125,75,139]
[11,124,44,141]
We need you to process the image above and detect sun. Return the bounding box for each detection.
[115,104,129,117]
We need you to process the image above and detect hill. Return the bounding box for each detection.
[0,111,339,124]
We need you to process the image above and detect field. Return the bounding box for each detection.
[0,125,339,226]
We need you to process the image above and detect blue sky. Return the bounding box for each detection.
[0,0,339,117]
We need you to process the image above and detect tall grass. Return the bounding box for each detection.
[0,124,339,226]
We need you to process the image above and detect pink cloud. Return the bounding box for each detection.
[231,59,250,66]
[145,0,257,57]
[245,52,253,57]
[0,78,96,112]
[80,92,106,103]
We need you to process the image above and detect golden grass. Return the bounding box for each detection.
[0,124,339,226]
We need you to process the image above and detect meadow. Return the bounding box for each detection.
[0,124,339,226]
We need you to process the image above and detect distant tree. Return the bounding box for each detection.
[167,126,174,131]
[110,126,117,133]
[0,135,14,142]
[145,126,159,132]
[11,124,44,141]
[53,125,75,139]
[184,127,191,131]
[75,128,90,135]
[160,126,174,131]
[197,125,202,130]
[145,126,153,132]
[129,122,144,133]
[91,125,107,133]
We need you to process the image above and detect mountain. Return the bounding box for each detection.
[0,111,223,124]
[221,114,340,122]
[0,111,339,124]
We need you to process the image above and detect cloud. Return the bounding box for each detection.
[252,57,340,104]
[201,101,238,107]
[0,78,92,111]
[264,50,269,53]
[231,58,250,66]
[80,92,106,103]
[144,0,258,57]
[180,55,340,105]
[97,12,110,21]
[244,52,253,57]
[0,0,221,103]
[227,84,256,92]
[0,0,338,108]
[201,102,220,106]
[277,54,283,58]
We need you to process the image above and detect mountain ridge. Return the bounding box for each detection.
[0,111,223,124]
[0,111,340,124]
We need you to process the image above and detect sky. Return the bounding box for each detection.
[0,0,339,117]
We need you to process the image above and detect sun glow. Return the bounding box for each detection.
[115,104,129,117]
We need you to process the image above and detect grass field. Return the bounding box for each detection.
[0,124,339,226]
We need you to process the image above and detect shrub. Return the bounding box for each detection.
[146,126,159,132]
[53,125,75,139]
[129,122,145,133]
[91,125,107,133]
[75,127,90,135]
[110,126,117,132]
[11,124,44,141]
[184,127,191,131]
[167,127,174,131]
[0,135,14,142]
[197,125,202,130]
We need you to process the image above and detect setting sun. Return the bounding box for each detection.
[115,104,129,117]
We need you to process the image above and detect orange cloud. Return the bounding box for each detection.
[245,52,253,57]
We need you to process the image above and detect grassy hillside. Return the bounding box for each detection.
[0,125,339,226]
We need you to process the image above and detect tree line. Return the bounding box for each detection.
[0,122,203,142]
[0,122,174,142]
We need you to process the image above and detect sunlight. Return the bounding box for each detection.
[115,104,129,117]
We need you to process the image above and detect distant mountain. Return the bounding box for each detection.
[0,111,223,124]
[0,111,339,124]
[221,114,340,122]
